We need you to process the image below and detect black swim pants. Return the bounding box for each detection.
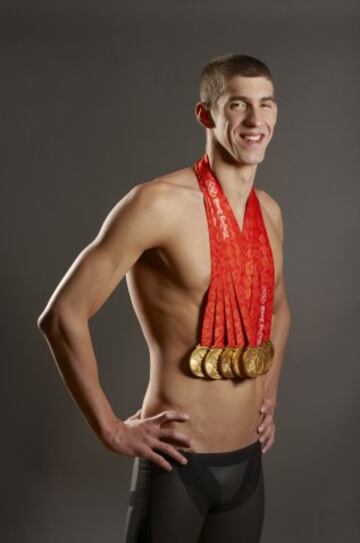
[123,438,265,542]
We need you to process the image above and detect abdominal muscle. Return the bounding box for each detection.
[140,356,266,453]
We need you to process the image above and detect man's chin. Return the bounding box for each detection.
[235,152,265,166]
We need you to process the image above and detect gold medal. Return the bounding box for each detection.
[189,344,208,378]
[263,340,275,372]
[266,339,275,359]
[187,155,275,383]
[188,340,274,379]
[218,347,236,378]
[262,343,269,373]
[231,346,246,378]
[259,344,267,375]
[204,348,223,379]
[242,345,261,378]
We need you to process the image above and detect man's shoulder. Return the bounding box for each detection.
[132,165,198,208]
[137,165,197,193]
[255,188,284,243]
[121,166,197,230]
[255,187,282,213]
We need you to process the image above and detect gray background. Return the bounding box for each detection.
[1,0,359,541]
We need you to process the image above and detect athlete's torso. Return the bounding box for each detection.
[125,165,283,452]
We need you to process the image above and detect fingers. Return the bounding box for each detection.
[153,441,189,467]
[260,433,275,453]
[258,412,272,432]
[142,436,189,472]
[258,422,276,453]
[152,410,190,424]
[144,410,192,470]
[258,411,266,427]
[260,397,276,415]
[128,408,142,420]
[158,427,192,448]
[146,449,175,472]
[257,402,276,454]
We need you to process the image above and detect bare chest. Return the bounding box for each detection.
[137,188,283,303]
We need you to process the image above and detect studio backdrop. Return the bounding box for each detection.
[1,1,359,542]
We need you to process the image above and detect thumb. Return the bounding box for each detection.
[129,408,142,419]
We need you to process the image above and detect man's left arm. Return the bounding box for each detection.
[257,199,292,453]
[264,270,291,405]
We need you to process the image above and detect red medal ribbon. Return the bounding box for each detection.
[194,153,275,348]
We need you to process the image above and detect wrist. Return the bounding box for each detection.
[98,416,125,445]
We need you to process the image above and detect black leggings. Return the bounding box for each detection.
[124,439,265,542]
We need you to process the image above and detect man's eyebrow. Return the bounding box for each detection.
[227,95,276,103]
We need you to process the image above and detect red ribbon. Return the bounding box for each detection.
[194,153,275,348]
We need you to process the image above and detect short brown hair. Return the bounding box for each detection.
[199,53,274,110]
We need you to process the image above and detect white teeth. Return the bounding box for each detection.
[243,134,262,141]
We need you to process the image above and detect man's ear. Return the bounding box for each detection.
[194,101,215,129]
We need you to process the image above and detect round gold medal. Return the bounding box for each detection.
[265,339,275,359]
[189,344,208,378]
[218,347,236,378]
[242,346,261,378]
[264,340,275,372]
[204,348,223,379]
[231,346,246,378]
[257,344,267,375]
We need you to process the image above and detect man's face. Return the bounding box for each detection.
[208,75,278,165]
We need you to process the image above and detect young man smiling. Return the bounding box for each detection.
[38,54,291,542]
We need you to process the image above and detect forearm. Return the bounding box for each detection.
[38,309,123,443]
[264,301,291,406]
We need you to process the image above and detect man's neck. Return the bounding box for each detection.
[205,143,257,204]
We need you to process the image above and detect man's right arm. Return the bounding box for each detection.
[37,181,173,445]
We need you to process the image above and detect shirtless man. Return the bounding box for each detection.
[37,54,291,542]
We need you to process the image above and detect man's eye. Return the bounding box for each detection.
[262,103,272,108]
[230,102,246,109]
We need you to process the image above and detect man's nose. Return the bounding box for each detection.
[243,107,262,126]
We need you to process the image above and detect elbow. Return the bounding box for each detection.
[37,308,58,333]
[37,303,87,336]
[37,302,69,334]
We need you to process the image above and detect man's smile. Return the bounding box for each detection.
[239,132,266,146]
